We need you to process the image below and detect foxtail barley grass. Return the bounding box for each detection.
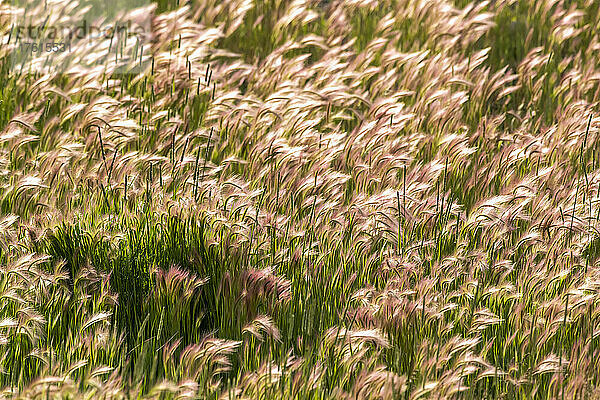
[1,0,600,398]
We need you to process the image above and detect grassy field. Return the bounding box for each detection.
[0,0,600,398]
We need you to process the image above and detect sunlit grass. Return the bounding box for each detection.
[0,0,600,399]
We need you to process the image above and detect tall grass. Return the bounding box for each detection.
[0,0,600,398]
